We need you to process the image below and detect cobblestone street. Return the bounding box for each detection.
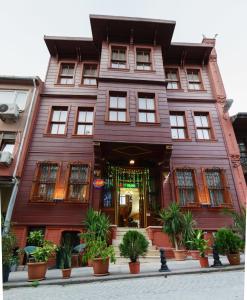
[4,270,244,300]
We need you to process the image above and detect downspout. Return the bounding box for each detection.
[3,78,37,234]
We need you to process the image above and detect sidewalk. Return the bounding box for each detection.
[4,255,245,289]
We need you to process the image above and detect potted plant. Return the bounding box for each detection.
[27,240,57,281]
[159,203,187,260]
[27,230,44,247]
[214,228,243,265]
[188,230,209,267]
[84,239,116,276]
[2,230,17,282]
[182,211,197,258]
[58,238,73,279]
[119,230,149,274]
[186,230,200,260]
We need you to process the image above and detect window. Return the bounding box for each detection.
[138,94,156,123]
[49,107,68,135]
[175,169,197,206]
[194,113,212,140]
[170,112,187,139]
[82,64,97,85]
[58,63,75,84]
[75,108,94,135]
[205,170,226,206]
[166,69,180,89]
[239,142,247,171]
[108,93,127,122]
[187,69,202,90]
[32,162,59,201]
[136,49,152,70]
[0,90,28,110]
[111,47,127,69]
[66,164,90,202]
[0,132,16,154]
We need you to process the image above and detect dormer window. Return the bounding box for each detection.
[58,63,75,84]
[111,47,127,69]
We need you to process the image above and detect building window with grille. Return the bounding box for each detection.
[48,107,68,135]
[205,169,228,206]
[170,112,188,139]
[187,69,203,90]
[58,63,75,84]
[82,64,97,85]
[175,169,197,206]
[66,164,90,202]
[136,48,152,70]
[111,47,127,69]
[194,113,212,140]
[75,108,94,135]
[31,163,59,201]
[108,92,127,122]
[166,69,180,89]
[138,94,156,123]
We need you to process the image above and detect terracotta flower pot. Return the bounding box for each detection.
[62,268,72,279]
[27,262,48,281]
[92,258,109,276]
[190,250,200,260]
[199,256,209,268]
[129,262,140,274]
[227,253,240,265]
[88,259,93,267]
[173,250,187,261]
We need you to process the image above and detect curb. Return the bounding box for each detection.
[3,264,244,290]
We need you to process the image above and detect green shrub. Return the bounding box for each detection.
[214,228,243,255]
[27,230,44,247]
[83,239,116,263]
[187,230,209,257]
[119,230,149,263]
[31,240,57,262]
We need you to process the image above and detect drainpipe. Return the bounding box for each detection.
[3,78,37,234]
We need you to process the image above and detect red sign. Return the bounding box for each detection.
[93,179,105,188]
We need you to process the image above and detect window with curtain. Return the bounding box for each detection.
[108,93,127,122]
[67,164,89,202]
[49,107,68,135]
[82,64,97,85]
[175,170,196,206]
[138,94,156,123]
[32,163,59,201]
[136,49,152,70]
[194,113,212,140]
[166,69,180,89]
[170,112,187,139]
[111,47,127,69]
[205,170,225,206]
[187,69,202,90]
[58,63,75,84]
[75,108,94,135]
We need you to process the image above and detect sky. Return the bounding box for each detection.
[0,0,246,115]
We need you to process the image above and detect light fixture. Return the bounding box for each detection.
[129,160,135,165]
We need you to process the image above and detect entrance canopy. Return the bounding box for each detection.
[94,141,172,169]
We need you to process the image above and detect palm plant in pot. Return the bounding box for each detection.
[214,228,243,265]
[119,230,149,274]
[27,240,57,281]
[159,203,187,260]
[188,230,209,267]
[58,239,73,279]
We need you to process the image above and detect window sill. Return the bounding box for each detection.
[54,83,75,87]
[166,88,184,92]
[188,89,207,92]
[71,134,93,138]
[136,122,160,126]
[104,120,130,125]
[172,138,192,142]
[195,138,217,142]
[134,69,155,73]
[108,67,130,71]
[79,84,98,87]
[43,133,67,138]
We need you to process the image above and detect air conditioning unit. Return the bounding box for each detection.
[0,151,13,166]
[0,103,19,122]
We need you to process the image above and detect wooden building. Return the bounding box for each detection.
[11,15,247,250]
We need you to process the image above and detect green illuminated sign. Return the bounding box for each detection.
[123,183,137,188]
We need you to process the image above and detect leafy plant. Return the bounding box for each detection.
[214,228,243,255]
[2,231,17,267]
[159,203,185,250]
[223,207,246,242]
[31,280,39,288]
[187,230,209,257]
[83,239,116,263]
[58,238,72,269]
[182,211,197,250]
[119,230,149,263]
[31,240,57,262]
[27,230,44,247]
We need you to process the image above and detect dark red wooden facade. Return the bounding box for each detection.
[12,15,246,249]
